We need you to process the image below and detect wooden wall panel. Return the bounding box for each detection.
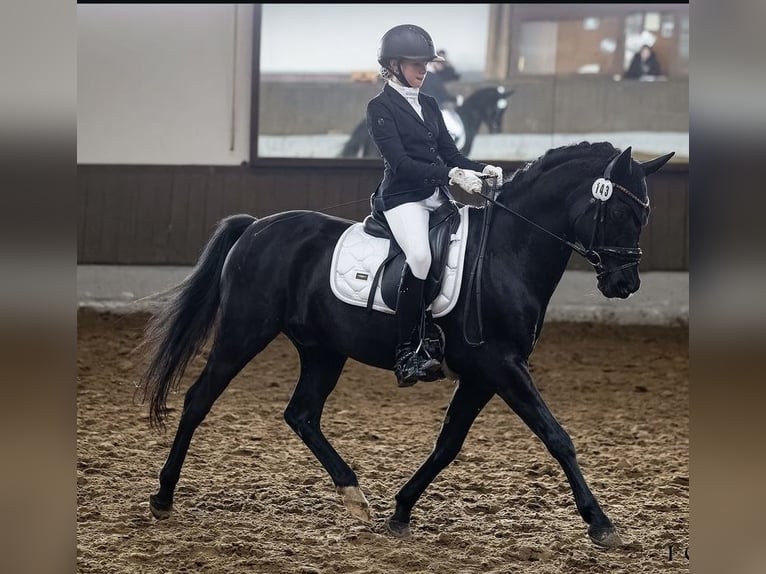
[183,172,209,262]
[645,170,688,270]
[78,172,90,258]
[134,172,173,263]
[167,171,190,263]
[78,162,688,270]
[202,170,225,249]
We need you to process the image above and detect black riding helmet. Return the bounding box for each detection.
[377,24,445,87]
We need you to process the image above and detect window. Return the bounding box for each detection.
[510,7,688,80]
[517,16,622,76]
[257,4,490,160]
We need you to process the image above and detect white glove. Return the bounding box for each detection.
[482,164,503,182]
[448,167,483,194]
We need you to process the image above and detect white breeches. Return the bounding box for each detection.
[383,189,445,280]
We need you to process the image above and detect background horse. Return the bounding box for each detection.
[137,141,674,548]
[339,85,512,158]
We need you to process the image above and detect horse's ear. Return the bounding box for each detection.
[606,146,632,179]
[640,152,675,176]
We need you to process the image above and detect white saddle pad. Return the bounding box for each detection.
[329,206,470,317]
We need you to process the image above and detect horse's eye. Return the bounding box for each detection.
[610,207,629,222]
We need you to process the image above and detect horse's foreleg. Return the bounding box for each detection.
[386,380,494,538]
[494,357,622,548]
[283,346,370,522]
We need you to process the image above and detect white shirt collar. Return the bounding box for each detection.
[387,79,420,101]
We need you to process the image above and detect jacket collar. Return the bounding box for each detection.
[383,83,430,128]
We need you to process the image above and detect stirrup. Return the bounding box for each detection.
[394,346,428,387]
[413,337,442,370]
[414,316,445,382]
[421,322,445,365]
[394,344,441,387]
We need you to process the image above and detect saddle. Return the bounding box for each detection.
[362,196,462,313]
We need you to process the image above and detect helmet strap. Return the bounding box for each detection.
[393,62,412,88]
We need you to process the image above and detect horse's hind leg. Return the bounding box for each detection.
[283,345,371,522]
[493,357,622,548]
[149,317,279,519]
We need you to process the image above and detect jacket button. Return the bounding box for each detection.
[429,147,436,153]
[427,132,433,138]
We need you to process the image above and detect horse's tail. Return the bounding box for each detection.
[137,213,257,430]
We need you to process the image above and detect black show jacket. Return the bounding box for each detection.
[366,82,486,212]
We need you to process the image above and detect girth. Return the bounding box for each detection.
[362,200,461,312]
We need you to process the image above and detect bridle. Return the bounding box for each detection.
[476,154,651,280]
[463,161,649,347]
[463,155,649,347]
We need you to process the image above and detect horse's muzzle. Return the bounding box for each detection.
[598,269,640,299]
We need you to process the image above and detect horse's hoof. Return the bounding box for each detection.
[149,494,173,520]
[337,486,372,523]
[589,524,623,548]
[385,518,412,539]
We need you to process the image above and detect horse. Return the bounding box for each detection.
[339,85,512,158]
[137,141,674,549]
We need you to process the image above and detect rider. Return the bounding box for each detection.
[366,24,503,388]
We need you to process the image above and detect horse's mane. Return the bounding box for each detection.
[498,141,618,197]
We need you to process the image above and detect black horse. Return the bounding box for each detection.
[138,141,674,548]
[339,85,512,158]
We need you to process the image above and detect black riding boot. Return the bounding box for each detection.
[394,267,440,387]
